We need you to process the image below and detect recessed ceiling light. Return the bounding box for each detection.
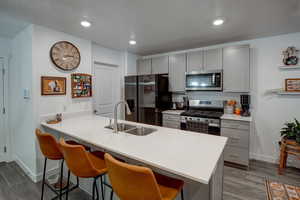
[213,18,224,26]
[81,20,91,28]
[129,40,137,45]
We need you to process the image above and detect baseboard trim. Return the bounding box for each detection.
[14,155,38,182]
[14,155,59,183]
[250,153,277,164]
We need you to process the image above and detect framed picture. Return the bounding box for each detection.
[41,76,66,95]
[71,73,92,98]
[285,78,300,92]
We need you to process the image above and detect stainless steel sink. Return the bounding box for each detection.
[125,126,157,136]
[105,123,156,136]
[104,123,136,132]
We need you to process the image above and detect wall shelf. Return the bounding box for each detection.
[268,89,300,95]
[277,91,300,95]
[279,65,300,69]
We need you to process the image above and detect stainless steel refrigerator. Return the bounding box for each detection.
[125,74,172,126]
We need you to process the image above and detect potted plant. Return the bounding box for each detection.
[281,119,300,143]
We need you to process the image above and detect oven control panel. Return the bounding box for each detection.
[180,116,220,127]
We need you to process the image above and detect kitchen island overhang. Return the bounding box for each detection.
[41,114,227,200]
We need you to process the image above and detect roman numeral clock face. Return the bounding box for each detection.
[50,41,81,71]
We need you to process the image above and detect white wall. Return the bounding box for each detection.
[248,33,300,164]
[9,25,37,178]
[33,25,93,117]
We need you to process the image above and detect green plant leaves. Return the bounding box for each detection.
[281,118,300,142]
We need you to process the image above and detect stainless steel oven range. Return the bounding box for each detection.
[180,100,224,136]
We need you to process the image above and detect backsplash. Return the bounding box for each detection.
[172,91,247,104]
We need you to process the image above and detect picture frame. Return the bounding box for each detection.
[71,73,92,98]
[41,76,66,95]
[285,78,300,92]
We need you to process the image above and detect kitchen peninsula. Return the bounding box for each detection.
[41,113,227,200]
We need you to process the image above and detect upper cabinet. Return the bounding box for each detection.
[169,53,186,92]
[223,45,250,92]
[203,48,223,71]
[151,56,169,74]
[187,48,222,72]
[187,50,203,72]
[137,59,152,75]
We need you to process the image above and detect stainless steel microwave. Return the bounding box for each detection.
[185,70,223,91]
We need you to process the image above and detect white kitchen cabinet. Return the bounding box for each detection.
[187,50,203,72]
[169,53,186,92]
[163,113,181,129]
[221,119,250,167]
[152,56,169,74]
[223,45,250,92]
[203,48,223,71]
[137,59,152,75]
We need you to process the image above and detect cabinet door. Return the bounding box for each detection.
[169,53,186,92]
[203,48,223,70]
[223,45,250,92]
[137,59,152,75]
[187,50,203,72]
[152,56,169,74]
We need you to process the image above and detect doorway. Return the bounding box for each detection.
[93,62,119,118]
[0,58,6,162]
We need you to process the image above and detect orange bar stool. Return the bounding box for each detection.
[59,138,111,200]
[104,153,184,200]
[36,129,88,200]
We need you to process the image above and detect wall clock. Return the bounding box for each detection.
[50,41,81,71]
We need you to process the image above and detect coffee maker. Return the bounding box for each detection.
[240,95,251,116]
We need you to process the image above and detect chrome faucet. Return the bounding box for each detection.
[113,100,132,133]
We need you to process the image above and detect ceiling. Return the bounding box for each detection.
[0,12,28,38]
[0,0,300,55]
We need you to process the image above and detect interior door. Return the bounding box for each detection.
[94,63,118,118]
[0,58,6,162]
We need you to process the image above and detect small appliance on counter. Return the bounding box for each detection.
[224,100,236,114]
[241,94,251,116]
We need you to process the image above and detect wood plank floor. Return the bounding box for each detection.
[0,160,300,200]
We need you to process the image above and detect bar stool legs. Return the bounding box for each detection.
[41,158,67,200]
[41,158,47,200]
[100,176,105,200]
[92,177,100,200]
[181,189,184,200]
[110,190,113,200]
[59,160,64,200]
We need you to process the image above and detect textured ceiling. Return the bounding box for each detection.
[0,0,300,55]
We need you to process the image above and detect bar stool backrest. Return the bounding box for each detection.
[59,138,99,178]
[35,129,63,160]
[104,153,163,200]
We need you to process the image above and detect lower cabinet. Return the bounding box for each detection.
[162,113,181,129]
[221,119,250,167]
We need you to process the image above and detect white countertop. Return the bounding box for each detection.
[41,114,227,184]
[221,114,252,122]
[162,110,184,115]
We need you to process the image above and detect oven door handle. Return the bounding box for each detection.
[209,123,220,128]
